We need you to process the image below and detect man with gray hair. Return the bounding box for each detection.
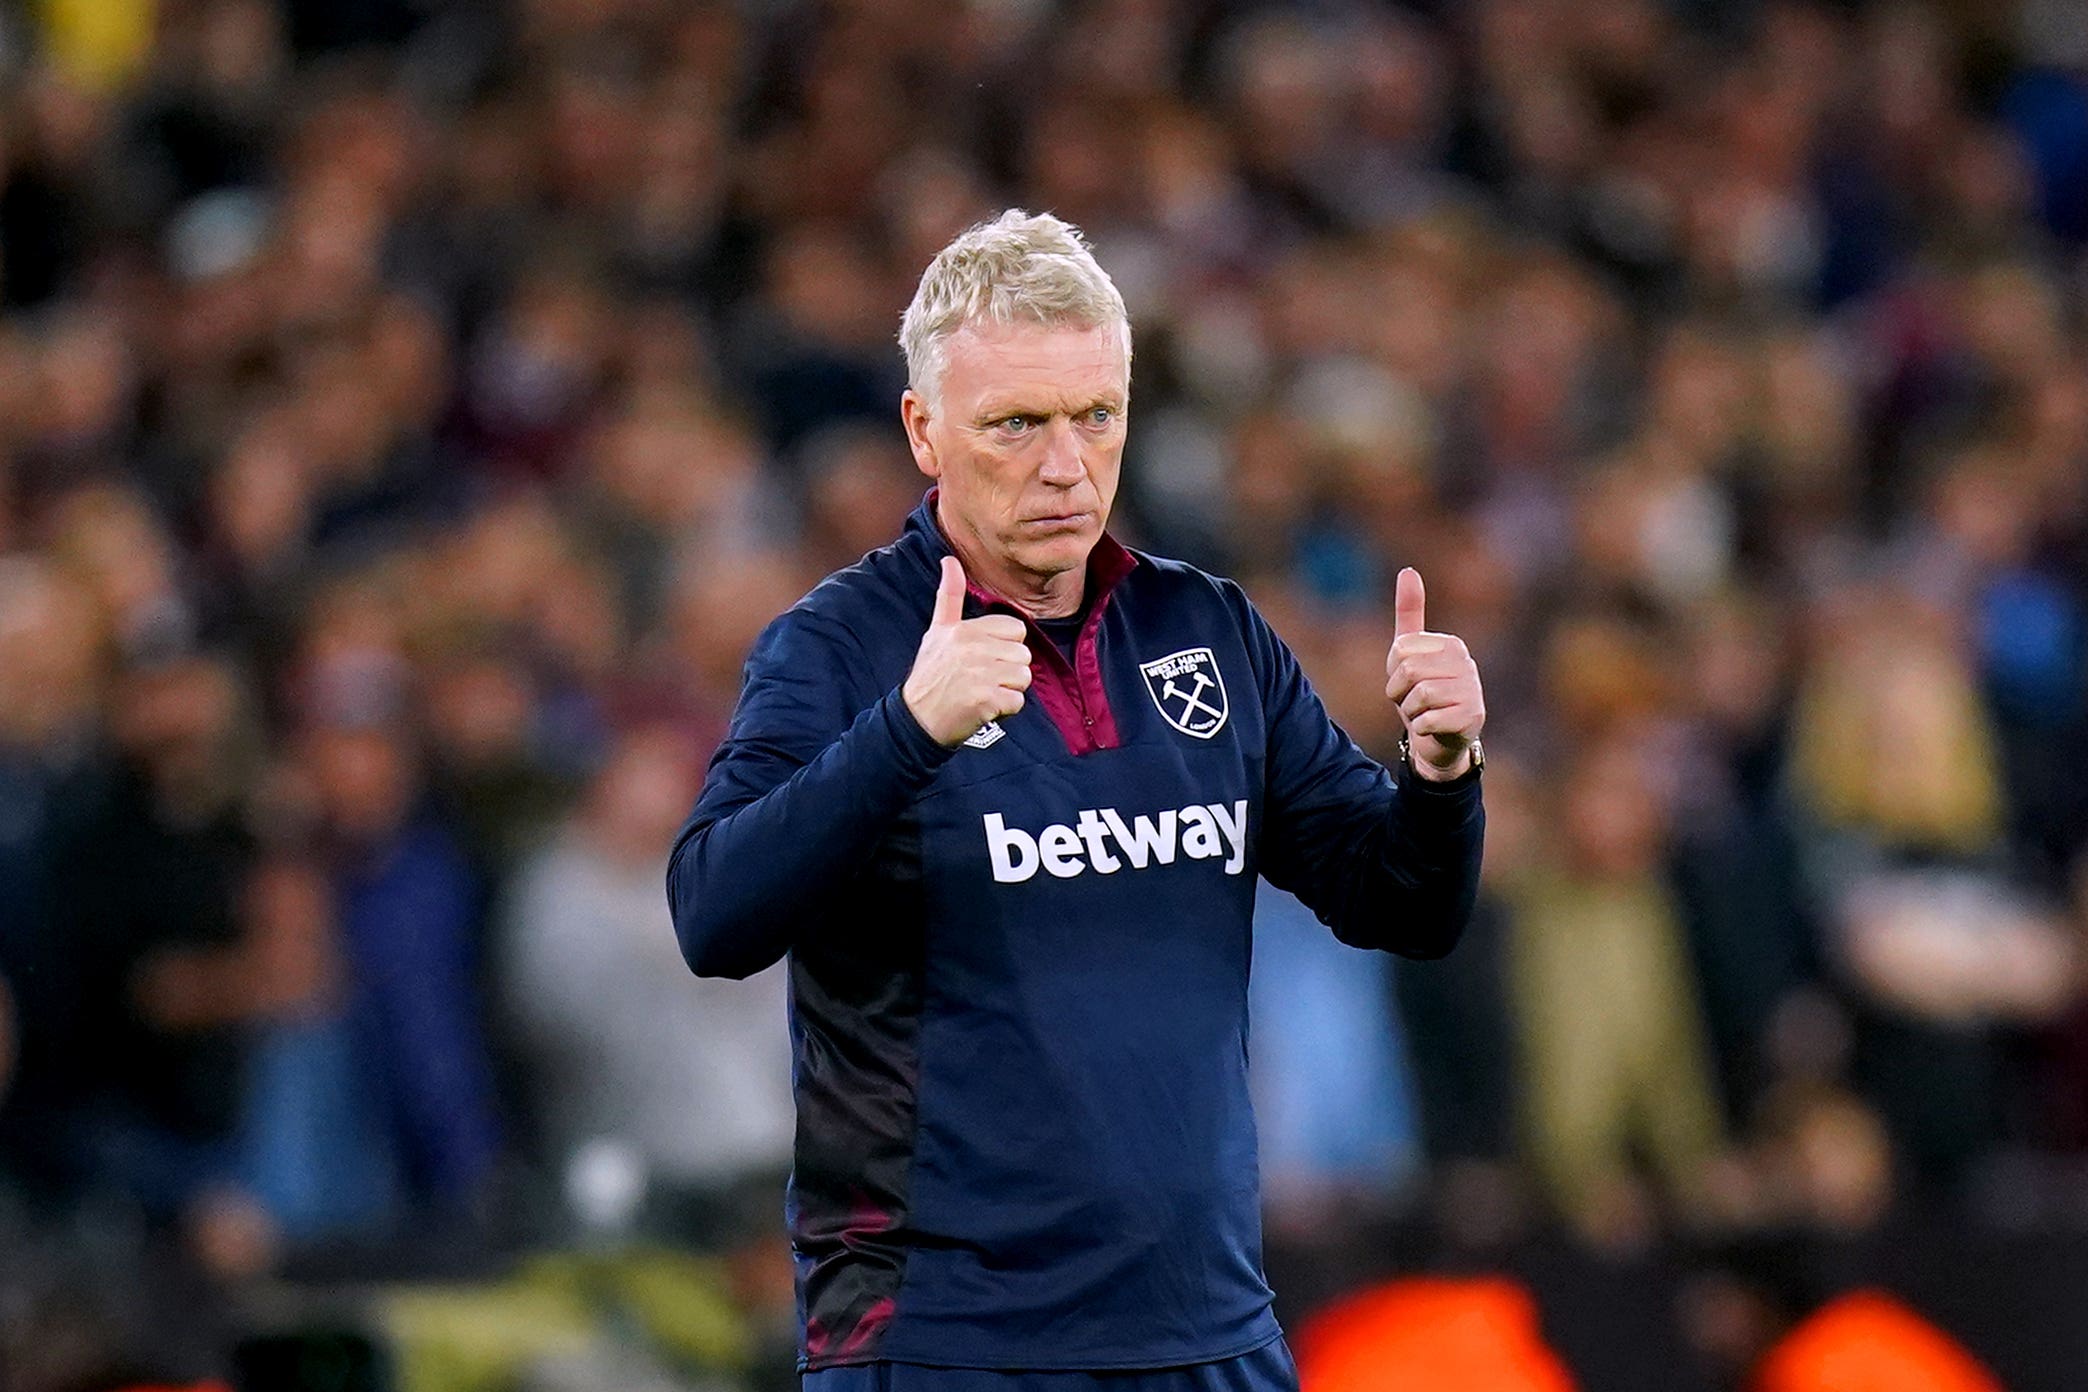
[668,210,1487,1389]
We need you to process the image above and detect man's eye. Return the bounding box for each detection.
[997,416,1038,436]
[1085,407,1116,427]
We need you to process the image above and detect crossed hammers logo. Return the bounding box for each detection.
[1142,647,1228,737]
[1164,670,1223,728]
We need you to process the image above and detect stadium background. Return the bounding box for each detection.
[1,0,2086,1387]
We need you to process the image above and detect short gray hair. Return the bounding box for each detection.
[899,209,1131,403]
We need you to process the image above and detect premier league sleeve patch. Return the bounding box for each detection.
[1140,646,1229,738]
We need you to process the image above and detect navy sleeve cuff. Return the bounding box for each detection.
[879,687,962,782]
[1390,755,1484,853]
[1397,762,1484,799]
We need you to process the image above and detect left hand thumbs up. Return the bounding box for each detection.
[1385,567,1486,780]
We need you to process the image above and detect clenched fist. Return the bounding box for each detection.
[1384,567,1485,781]
[904,557,1034,746]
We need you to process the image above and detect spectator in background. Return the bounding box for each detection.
[41,653,258,1219]
[240,714,498,1239]
[1930,439,2088,889]
[1668,588,1823,1128]
[1392,757,1528,1252]
[1506,729,1726,1244]
[1250,881,1422,1224]
[502,723,793,1238]
[635,541,810,752]
[574,391,777,637]
[43,483,193,662]
[794,422,930,576]
[1791,576,2077,1190]
[455,258,620,485]
[739,224,909,460]
[0,557,108,1183]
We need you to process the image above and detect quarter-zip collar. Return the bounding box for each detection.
[904,489,1135,754]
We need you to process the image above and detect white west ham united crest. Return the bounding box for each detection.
[963,720,1006,750]
[1140,647,1229,738]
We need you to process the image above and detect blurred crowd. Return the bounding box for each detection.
[2,0,2088,1385]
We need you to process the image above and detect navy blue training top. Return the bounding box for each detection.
[667,493,1483,1372]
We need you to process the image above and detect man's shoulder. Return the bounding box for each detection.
[1121,546,1256,621]
[757,534,932,660]
[1125,546,1232,589]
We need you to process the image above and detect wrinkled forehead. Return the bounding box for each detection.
[937,319,1131,412]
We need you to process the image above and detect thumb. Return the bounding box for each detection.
[932,555,967,627]
[1394,566,1426,638]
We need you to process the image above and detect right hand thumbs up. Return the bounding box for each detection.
[1393,565,1426,639]
[931,554,967,628]
[903,556,1034,746]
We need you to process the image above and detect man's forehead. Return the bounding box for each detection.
[941,320,1129,404]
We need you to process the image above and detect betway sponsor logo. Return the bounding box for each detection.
[983,800,1249,884]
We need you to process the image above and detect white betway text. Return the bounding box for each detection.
[982,800,1249,884]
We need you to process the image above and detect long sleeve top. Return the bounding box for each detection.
[668,494,1483,1371]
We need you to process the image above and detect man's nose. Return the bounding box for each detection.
[1037,417,1086,485]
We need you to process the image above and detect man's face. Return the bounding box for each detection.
[902,320,1129,591]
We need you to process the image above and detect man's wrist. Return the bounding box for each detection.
[1412,750,1472,782]
[1400,736,1482,785]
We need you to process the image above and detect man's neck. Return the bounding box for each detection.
[938,508,1087,620]
[986,564,1086,620]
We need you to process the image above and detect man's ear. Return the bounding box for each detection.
[901,389,940,481]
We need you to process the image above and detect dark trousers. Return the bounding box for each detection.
[801,1337,1299,1392]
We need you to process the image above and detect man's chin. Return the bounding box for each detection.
[1007,528,1098,577]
